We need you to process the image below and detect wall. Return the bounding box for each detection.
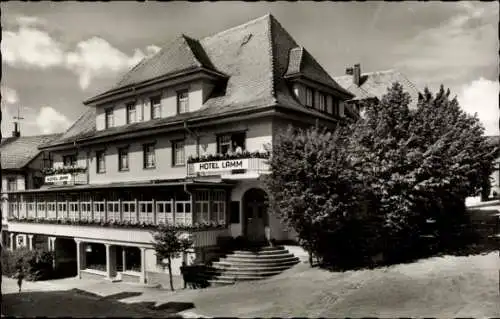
[50,117,273,185]
[95,79,214,131]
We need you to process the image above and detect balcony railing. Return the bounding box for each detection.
[8,199,195,227]
[187,153,270,178]
[43,166,88,186]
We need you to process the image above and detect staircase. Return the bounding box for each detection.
[203,246,300,286]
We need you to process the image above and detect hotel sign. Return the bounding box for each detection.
[45,174,72,184]
[194,159,249,173]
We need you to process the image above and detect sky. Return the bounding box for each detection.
[1,1,499,137]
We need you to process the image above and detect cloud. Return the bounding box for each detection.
[2,25,65,69]
[65,37,146,89]
[457,78,499,136]
[394,2,498,85]
[35,106,72,134]
[1,86,19,104]
[2,16,160,90]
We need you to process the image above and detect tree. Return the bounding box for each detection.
[152,225,193,291]
[350,83,498,258]
[265,82,498,269]
[263,124,376,268]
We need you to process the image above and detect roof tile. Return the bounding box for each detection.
[1,134,62,169]
[334,69,420,108]
[45,14,355,148]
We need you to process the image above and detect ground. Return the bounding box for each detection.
[2,252,499,318]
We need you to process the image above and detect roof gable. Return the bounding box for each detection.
[284,46,352,96]
[1,134,62,170]
[113,35,220,90]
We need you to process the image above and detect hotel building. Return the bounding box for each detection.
[3,14,360,285]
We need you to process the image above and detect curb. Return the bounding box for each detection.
[180,310,210,318]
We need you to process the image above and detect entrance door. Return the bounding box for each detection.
[243,189,268,243]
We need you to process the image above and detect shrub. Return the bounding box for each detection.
[2,248,54,281]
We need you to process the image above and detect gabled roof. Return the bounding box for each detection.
[284,46,353,96]
[113,34,224,90]
[39,108,96,148]
[46,14,350,149]
[334,69,420,108]
[1,133,62,170]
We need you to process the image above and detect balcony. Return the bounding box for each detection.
[7,198,228,247]
[187,151,270,179]
[43,166,88,186]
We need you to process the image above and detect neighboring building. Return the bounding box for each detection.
[334,64,420,112]
[1,126,61,250]
[4,14,355,285]
[486,136,500,200]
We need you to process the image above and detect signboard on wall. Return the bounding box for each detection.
[194,159,249,173]
[45,174,72,184]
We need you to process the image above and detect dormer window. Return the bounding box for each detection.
[318,92,326,112]
[126,102,136,124]
[105,108,114,129]
[305,87,314,107]
[177,89,189,114]
[150,96,161,119]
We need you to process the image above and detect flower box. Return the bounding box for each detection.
[187,151,269,164]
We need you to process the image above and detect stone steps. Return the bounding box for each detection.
[209,263,296,271]
[204,267,290,276]
[229,252,295,259]
[202,246,300,286]
[221,255,299,264]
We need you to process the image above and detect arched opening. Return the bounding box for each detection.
[242,188,269,243]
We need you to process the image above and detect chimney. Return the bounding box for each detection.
[12,122,20,137]
[353,63,361,86]
[345,67,353,75]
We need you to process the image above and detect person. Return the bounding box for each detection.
[233,142,243,154]
[15,266,25,293]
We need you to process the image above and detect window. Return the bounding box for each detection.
[318,92,326,112]
[194,191,210,223]
[172,140,185,166]
[126,102,136,124]
[96,150,106,173]
[217,132,246,155]
[212,190,226,224]
[42,151,53,169]
[143,143,156,169]
[333,99,339,116]
[105,108,114,129]
[306,87,314,107]
[118,147,129,171]
[7,178,17,191]
[63,154,77,167]
[177,89,189,114]
[150,96,161,119]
